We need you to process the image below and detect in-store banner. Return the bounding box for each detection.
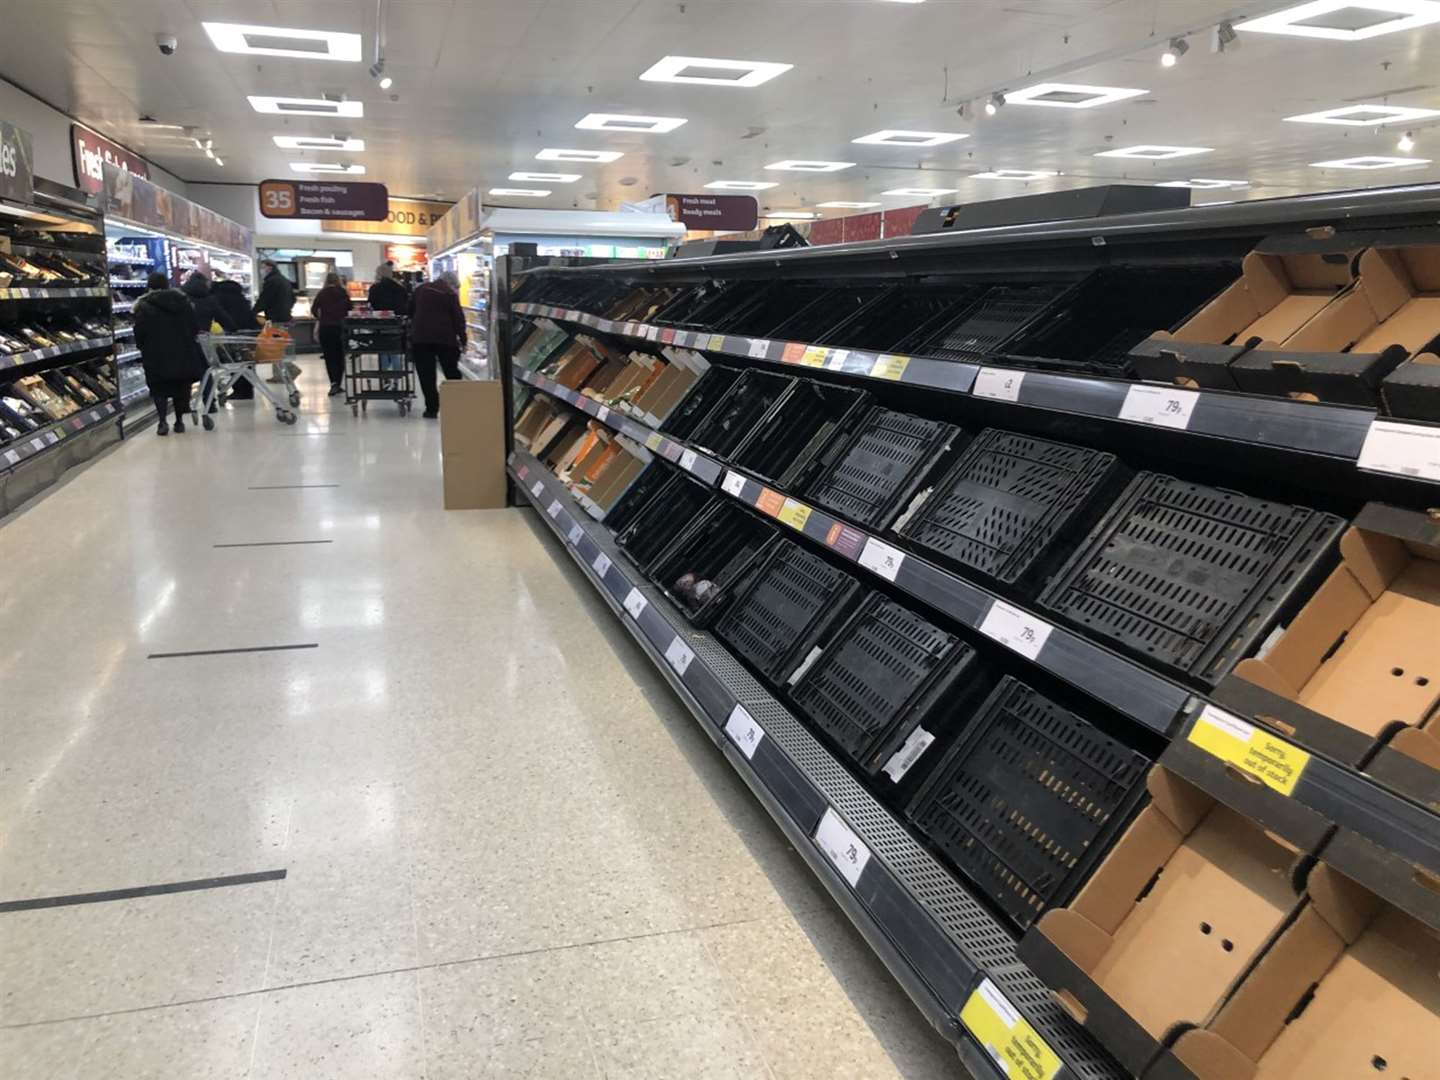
[259,179,390,221]
[329,197,452,237]
[0,119,33,204]
[101,162,253,253]
[72,124,148,195]
[426,188,483,253]
[661,193,757,232]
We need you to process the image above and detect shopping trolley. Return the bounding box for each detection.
[195,329,302,427]
[343,314,414,416]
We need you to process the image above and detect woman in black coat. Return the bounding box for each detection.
[133,272,202,435]
[211,276,258,398]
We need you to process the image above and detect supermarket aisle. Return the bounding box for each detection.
[0,365,963,1079]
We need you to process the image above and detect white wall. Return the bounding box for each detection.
[0,78,187,195]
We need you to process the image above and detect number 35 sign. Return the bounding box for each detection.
[259,179,390,221]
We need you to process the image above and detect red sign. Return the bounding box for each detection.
[73,125,150,195]
[663,193,757,232]
[259,179,389,221]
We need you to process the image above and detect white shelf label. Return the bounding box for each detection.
[597,406,610,424]
[1120,384,1199,430]
[979,599,1054,661]
[814,808,871,888]
[1358,419,1440,481]
[679,449,698,472]
[973,367,1025,402]
[30,437,44,451]
[530,480,544,498]
[882,727,935,783]
[724,704,764,759]
[546,500,562,519]
[3,449,18,465]
[664,636,695,676]
[567,523,584,545]
[748,338,770,358]
[721,470,747,498]
[858,537,905,582]
[623,588,648,620]
[825,349,850,371]
[593,552,612,578]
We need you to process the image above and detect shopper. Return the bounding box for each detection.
[182,271,237,335]
[410,270,467,418]
[133,271,201,436]
[367,262,410,313]
[254,260,297,384]
[311,272,353,396]
[211,274,259,399]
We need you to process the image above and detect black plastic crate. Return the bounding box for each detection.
[652,280,732,326]
[614,471,714,575]
[818,283,987,352]
[687,369,795,459]
[1038,473,1347,687]
[715,284,850,337]
[647,498,779,625]
[674,280,770,330]
[660,365,742,441]
[899,429,1130,599]
[911,282,1072,362]
[766,286,886,343]
[731,381,872,488]
[604,460,677,535]
[908,676,1152,931]
[714,539,866,686]
[802,407,963,529]
[605,286,681,323]
[790,594,984,783]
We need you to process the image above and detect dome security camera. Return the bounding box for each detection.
[155,33,178,56]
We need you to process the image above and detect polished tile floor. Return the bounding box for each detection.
[0,367,965,1079]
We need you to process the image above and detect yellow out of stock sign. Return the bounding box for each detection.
[328,197,453,236]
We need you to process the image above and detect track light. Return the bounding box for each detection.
[1400,130,1417,152]
[379,75,393,89]
[1211,20,1239,53]
[1161,37,1189,66]
[985,92,1005,116]
[368,58,385,79]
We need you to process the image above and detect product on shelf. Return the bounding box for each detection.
[686,368,794,459]
[730,380,871,488]
[646,497,778,624]
[1038,472,1346,689]
[898,429,1129,599]
[714,539,866,686]
[790,593,990,792]
[907,676,1152,931]
[1018,766,1301,1077]
[615,470,715,574]
[1168,860,1440,1080]
[802,407,963,530]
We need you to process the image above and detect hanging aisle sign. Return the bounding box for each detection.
[259,179,390,221]
[0,120,34,204]
[662,193,757,232]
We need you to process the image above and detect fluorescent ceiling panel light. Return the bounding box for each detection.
[1157,178,1250,189]
[852,129,969,147]
[638,55,792,87]
[203,22,363,61]
[1005,82,1148,109]
[881,187,958,197]
[1095,145,1212,159]
[248,96,363,118]
[490,188,551,197]
[290,162,366,174]
[510,172,582,183]
[971,169,1056,180]
[1236,0,1440,40]
[1284,103,1440,125]
[704,180,777,190]
[272,135,365,151]
[1310,154,1433,168]
[818,201,882,208]
[575,113,687,134]
[765,160,855,172]
[535,148,623,163]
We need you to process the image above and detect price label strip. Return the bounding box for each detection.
[978,599,1053,662]
[592,552,612,578]
[724,704,764,760]
[664,636,695,677]
[960,979,1062,1080]
[857,536,905,583]
[623,588,648,620]
[814,807,871,888]
[973,367,1025,402]
[870,354,910,381]
[567,523,584,545]
[776,498,812,532]
[1358,419,1440,481]
[721,470,747,498]
[1187,704,1311,796]
[679,449,698,472]
[748,338,770,359]
[1120,384,1199,430]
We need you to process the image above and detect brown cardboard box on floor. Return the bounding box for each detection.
[439,381,506,510]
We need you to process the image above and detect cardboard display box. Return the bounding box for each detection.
[545,340,601,390]
[1167,861,1440,1080]
[512,320,570,371]
[1017,767,1302,1078]
[1130,246,1359,390]
[585,438,649,512]
[439,381,506,510]
[633,361,702,426]
[1382,354,1440,421]
[513,397,559,450]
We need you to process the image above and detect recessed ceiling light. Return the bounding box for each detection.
[971,169,1057,180]
[510,172,582,183]
[1310,155,1433,168]
[490,188,551,197]
[852,130,969,147]
[765,160,855,172]
[1005,83,1149,109]
[290,162,366,174]
[272,135,365,151]
[248,96,363,118]
[817,201,882,208]
[575,113,688,134]
[1284,103,1440,126]
[638,55,793,87]
[1236,0,1440,40]
[203,22,362,61]
[704,180,778,190]
[536,148,623,163]
[1157,178,1251,189]
[881,187,959,197]
[1095,145,1212,159]
[763,210,817,219]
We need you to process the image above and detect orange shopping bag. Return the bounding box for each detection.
[255,323,291,362]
